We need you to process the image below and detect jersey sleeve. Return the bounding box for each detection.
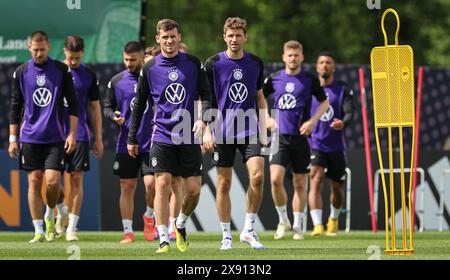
[9,64,25,125]
[103,78,118,121]
[127,64,152,145]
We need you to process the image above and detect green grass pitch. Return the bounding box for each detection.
[0,231,449,260]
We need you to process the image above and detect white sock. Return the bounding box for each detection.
[330,205,341,219]
[32,219,44,235]
[293,212,305,231]
[56,202,67,217]
[157,225,169,244]
[144,206,154,218]
[275,205,290,225]
[310,209,323,226]
[168,217,176,234]
[122,219,133,234]
[176,212,189,229]
[67,214,79,233]
[44,206,54,221]
[243,213,256,232]
[220,222,232,239]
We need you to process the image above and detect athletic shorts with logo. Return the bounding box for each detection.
[310,149,348,182]
[212,137,262,167]
[19,142,65,171]
[113,153,154,179]
[150,142,202,177]
[64,141,90,172]
[269,134,310,173]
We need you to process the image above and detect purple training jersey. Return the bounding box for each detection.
[63,63,99,142]
[9,57,78,144]
[263,69,327,136]
[205,51,264,142]
[311,80,353,152]
[104,70,153,154]
[128,52,210,145]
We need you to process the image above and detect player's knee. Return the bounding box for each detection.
[217,179,232,194]
[28,174,43,186]
[250,171,263,187]
[71,172,83,184]
[270,177,283,189]
[46,181,60,191]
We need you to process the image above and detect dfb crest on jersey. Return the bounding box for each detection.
[36,75,46,86]
[168,69,179,81]
[320,106,334,122]
[285,82,295,93]
[228,82,248,103]
[33,88,52,107]
[233,68,243,80]
[165,83,186,104]
[130,97,149,113]
[213,152,219,162]
[278,93,296,109]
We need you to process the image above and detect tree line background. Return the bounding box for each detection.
[142,0,450,67]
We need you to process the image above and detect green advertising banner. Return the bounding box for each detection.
[0,0,141,63]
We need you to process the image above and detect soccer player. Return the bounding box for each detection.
[205,17,270,250]
[50,35,103,241]
[128,18,213,253]
[8,31,79,243]
[308,52,354,236]
[263,41,329,240]
[104,41,156,243]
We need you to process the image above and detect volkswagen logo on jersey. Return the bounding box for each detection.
[36,75,46,87]
[165,83,186,104]
[228,82,248,103]
[278,93,296,109]
[285,82,295,93]
[233,68,243,80]
[320,106,334,122]
[130,97,149,113]
[33,88,52,107]
[168,69,179,81]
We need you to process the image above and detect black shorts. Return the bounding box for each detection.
[212,140,262,167]
[19,142,65,171]
[150,142,202,177]
[65,141,90,172]
[269,134,310,173]
[113,153,154,179]
[310,150,347,182]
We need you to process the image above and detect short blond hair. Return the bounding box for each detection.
[223,17,247,34]
[283,40,303,53]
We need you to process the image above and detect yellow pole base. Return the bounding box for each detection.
[385,249,415,255]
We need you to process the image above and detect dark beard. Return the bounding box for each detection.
[321,73,330,80]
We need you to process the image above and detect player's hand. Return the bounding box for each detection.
[92,139,104,160]
[114,111,125,126]
[127,144,139,158]
[202,127,215,153]
[192,120,206,138]
[330,118,344,131]
[8,142,19,159]
[266,117,278,132]
[299,120,314,136]
[65,134,76,154]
